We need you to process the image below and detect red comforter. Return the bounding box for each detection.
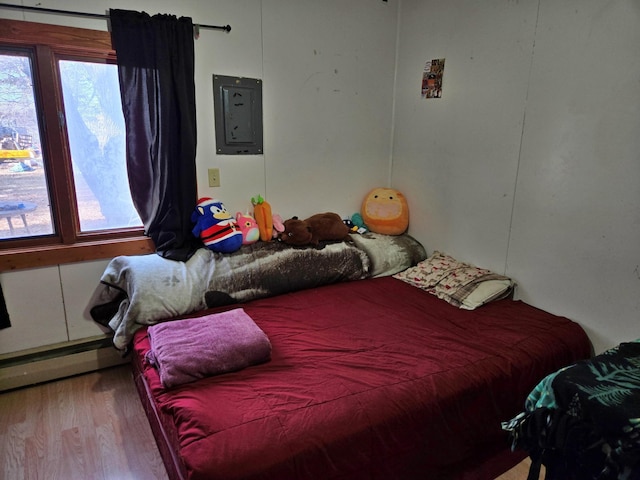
[132,276,591,480]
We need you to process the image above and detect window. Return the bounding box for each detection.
[0,19,153,270]
[58,58,141,232]
[0,51,53,237]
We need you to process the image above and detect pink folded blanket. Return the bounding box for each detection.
[146,308,272,388]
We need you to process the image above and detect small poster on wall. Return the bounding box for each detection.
[421,58,445,99]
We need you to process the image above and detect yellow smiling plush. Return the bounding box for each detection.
[361,187,409,235]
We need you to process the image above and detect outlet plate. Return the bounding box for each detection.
[208,168,220,187]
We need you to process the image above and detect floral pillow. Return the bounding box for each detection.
[393,251,514,309]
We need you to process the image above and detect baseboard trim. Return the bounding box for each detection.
[0,339,129,391]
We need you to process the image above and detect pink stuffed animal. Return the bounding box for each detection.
[235,212,260,245]
[272,214,285,239]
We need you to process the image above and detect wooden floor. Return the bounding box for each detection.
[0,365,536,480]
[0,365,169,480]
[496,458,537,480]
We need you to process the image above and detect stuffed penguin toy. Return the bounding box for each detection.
[191,198,243,253]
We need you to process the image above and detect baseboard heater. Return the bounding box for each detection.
[0,336,129,392]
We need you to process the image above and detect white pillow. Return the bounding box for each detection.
[394,251,514,310]
[460,279,513,310]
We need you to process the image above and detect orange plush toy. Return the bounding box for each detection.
[251,194,273,242]
[361,187,409,235]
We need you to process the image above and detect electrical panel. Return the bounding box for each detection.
[213,75,263,155]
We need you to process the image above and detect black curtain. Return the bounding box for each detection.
[0,282,10,329]
[110,9,200,261]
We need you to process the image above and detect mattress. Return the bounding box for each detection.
[131,276,591,480]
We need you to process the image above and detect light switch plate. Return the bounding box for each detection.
[208,168,220,187]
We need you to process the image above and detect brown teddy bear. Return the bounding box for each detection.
[279,212,350,246]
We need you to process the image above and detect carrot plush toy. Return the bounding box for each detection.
[251,194,273,241]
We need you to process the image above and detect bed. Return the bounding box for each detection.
[90,234,592,480]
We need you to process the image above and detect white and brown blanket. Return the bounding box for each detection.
[89,234,426,350]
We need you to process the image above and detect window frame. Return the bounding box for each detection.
[0,19,153,271]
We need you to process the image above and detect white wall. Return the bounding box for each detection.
[506,0,640,354]
[0,0,398,354]
[392,0,640,354]
[261,0,397,218]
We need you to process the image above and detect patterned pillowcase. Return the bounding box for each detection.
[393,251,514,309]
[393,251,473,288]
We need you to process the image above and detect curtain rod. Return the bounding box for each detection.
[0,3,231,32]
